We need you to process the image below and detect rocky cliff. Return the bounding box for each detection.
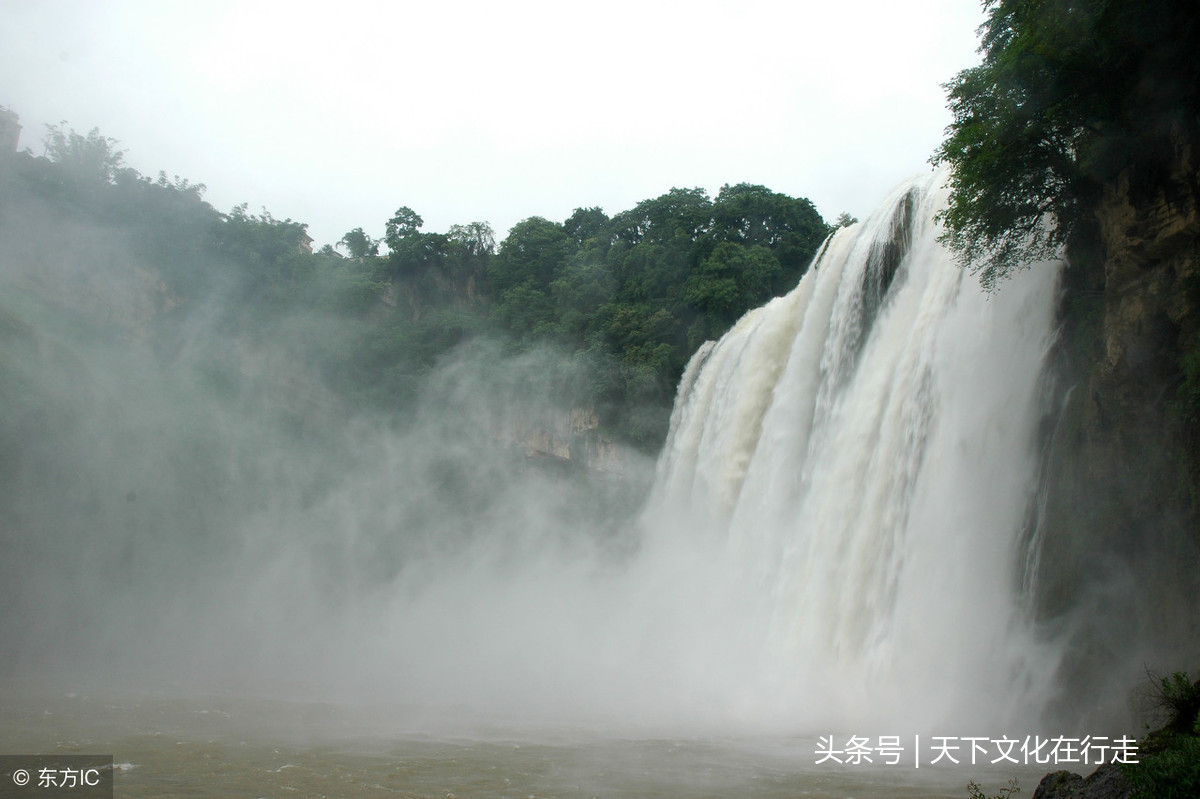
[499,405,631,476]
[1035,123,1200,725]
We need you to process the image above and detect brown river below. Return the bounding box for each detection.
[0,692,1052,798]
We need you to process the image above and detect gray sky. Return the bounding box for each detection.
[1,0,985,248]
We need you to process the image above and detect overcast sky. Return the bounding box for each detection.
[1,0,986,248]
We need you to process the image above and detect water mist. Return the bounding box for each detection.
[2,169,1069,742]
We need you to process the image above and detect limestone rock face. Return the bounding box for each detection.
[502,405,630,476]
[1035,126,1200,727]
[0,207,180,343]
[1094,136,1200,381]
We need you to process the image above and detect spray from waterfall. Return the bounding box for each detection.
[1,168,1071,738]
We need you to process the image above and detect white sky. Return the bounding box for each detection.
[1,0,986,248]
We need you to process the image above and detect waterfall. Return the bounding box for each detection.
[640,169,1064,733]
[0,165,1073,742]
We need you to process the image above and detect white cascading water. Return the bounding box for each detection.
[636,168,1065,734]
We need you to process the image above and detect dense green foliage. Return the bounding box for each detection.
[1,124,829,449]
[1152,671,1200,736]
[485,183,829,443]
[933,0,1200,287]
[1125,734,1200,799]
[1123,673,1200,799]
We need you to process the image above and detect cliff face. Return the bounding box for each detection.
[495,405,633,476]
[1095,137,1200,403]
[1080,129,1200,545]
[1036,126,1200,723]
[0,194,179,343]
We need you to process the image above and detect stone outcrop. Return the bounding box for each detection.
[1031,764,1131,799]
[1093,132,1200,395]
[499,405,631,476]
[0,203,180,343]
[1034,123,1200,726]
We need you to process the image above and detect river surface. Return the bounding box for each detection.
[1,692,1050,798]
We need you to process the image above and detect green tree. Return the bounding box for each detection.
[600,303,683,374]
[489,216,569,292]
[339,227,379,258]
[709,182,828,292]
[384,206,424,252]
[384,207,453,278]
[611,240,692,304]
[609,187,712,246]
[564,206,609,245]
[151,170,206,198]
[493,283,557,338]
[550,259,615,341]
[448,221,496,258]
[933,0,1200,288]
[389,231,448,277]
[216,204,314,300]
[683,243,781,333]
[43,122,127,183]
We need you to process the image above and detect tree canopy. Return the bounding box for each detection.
[339,227,379,258]
[933,0,1200,288]
[7,122,830,449]
[43,122,128,183]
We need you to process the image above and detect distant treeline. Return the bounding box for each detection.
[0,124,832,448]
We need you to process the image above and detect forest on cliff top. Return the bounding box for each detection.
[0,128,832,452]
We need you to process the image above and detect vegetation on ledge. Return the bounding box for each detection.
[933,0,1200,288]
[0,124,831,450]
